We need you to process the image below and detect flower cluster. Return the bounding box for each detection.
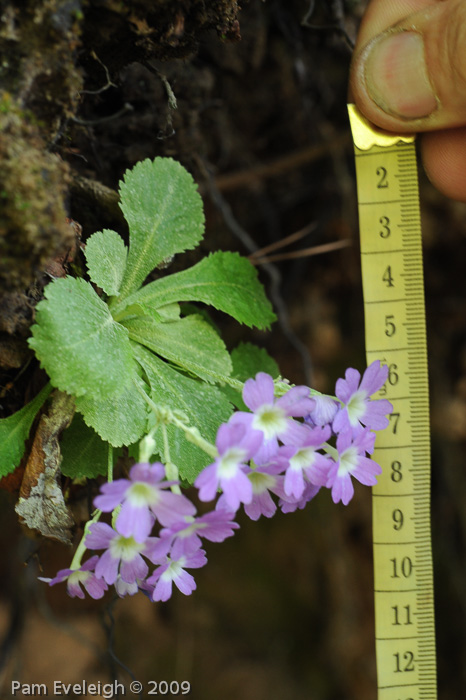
[42,361,392,602]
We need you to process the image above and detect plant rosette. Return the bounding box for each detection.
[0,157,392,602]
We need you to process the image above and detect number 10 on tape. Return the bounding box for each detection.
[348,105,437,700]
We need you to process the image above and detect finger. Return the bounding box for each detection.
[354,0,435,52]
[421,127,466,202]
[350,0,466,132]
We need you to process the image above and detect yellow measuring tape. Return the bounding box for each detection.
[348,104,437,700]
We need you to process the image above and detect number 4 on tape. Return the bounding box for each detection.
[348,104,437,700]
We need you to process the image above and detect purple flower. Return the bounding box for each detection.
[39,555,108,600]
[114,575,139,597]
[160,510,239,554]
[242,460,289,520]
[85,522,169,585]
[94,462,196,542]
[232,372,315,463]
[279,483,321,513]
[305,394,339,428]
[326,429,382,505]
[279,425,333,499]
[147,549,208,602]
[333,361,393,436]
[195,421,262,511]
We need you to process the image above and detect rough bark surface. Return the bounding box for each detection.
[0,0,240,371]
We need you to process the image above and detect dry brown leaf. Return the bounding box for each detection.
[15,390,75,544]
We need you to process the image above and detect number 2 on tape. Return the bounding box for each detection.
[348,104,437,700]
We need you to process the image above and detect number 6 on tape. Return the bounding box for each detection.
[348,104,437,700]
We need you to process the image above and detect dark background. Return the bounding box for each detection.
[0,1,465,698]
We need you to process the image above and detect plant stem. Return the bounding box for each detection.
[69,510,101,570]
[107,444,113,483]
[133,378,218,458]
[161,423,181,494]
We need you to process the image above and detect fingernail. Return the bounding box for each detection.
[364,31,437,119]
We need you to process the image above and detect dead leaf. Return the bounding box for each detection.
[15,390,75,544]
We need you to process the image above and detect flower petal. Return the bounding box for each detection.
[360,361,388,395]
[116,502,155,541]
[242,373,275,410]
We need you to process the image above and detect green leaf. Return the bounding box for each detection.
[116,302,162,324]
[75,379,149,448]
[124,314,232,385]
[133,345,233,483]
[84,229,127,296]
[221,342,280,409]
[157,303,181,321]
[231,342,280,380]
[119,300,180,325]
[114,251,276,330]
[118,157,205,298]
[28,277,137,399]
[60,413,109,479]
[0,383,52,477]
[180,303,220,333]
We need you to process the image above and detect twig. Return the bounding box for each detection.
[144,62,177,139]
[214,135,350,192]
[71,103,134,126]
[250,239,351,266]
[302,0,355,51]
[101,597,142,699]
[198,157,315,386]
[249,221,317,262]
[79,52,118,95]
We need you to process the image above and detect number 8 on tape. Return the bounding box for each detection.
[348,104,437,700]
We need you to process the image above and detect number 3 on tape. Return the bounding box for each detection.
[348,104,437,700]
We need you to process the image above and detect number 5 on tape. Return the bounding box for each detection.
[348,104,437,700]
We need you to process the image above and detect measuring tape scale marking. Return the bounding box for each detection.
[348,104,437,700]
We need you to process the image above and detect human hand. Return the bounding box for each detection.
[350,0,466,201]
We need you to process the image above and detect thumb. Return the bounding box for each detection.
[350,0,466,132]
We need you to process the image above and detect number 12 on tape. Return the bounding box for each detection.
[348,105,437,700]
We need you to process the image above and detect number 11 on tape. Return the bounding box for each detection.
[348,105,437,700]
